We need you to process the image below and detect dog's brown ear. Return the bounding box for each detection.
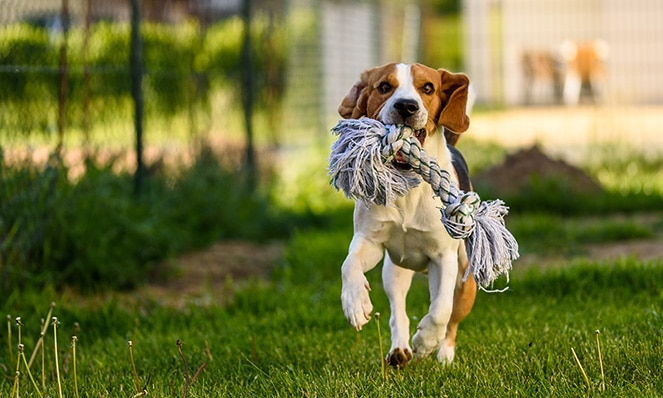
[437,70,470,135]
[338,79,368,119]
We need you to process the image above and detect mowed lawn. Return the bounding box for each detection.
[1,215,662,397]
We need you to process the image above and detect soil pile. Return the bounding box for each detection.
[473,145,602,196]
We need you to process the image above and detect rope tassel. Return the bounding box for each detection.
[329,118,519,290]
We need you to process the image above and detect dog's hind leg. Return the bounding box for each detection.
[438,253,477,364]
[412,251,459,362]
[383,255,415,368]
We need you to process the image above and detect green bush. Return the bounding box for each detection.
[0,24,58,101]
[0,24,59,134]
[142,22,201,115]
[0,145,291,292]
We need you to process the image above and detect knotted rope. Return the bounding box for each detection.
[329,118,519,290]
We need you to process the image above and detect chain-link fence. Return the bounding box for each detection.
[0,0,461,171]
[0,0,297,190]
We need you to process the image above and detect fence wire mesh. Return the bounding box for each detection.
[1,0,662,169]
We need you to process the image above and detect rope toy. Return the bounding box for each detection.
[328,118,519,290]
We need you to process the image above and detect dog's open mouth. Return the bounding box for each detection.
[392,128,426,170]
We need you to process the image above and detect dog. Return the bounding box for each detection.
[337,63,476,368]
[521,49,565,105]
[559,40,609,105]
[521,41,609,105]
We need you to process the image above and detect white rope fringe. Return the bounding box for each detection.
[329,118,519,290]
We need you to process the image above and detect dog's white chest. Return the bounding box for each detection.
[384,227,444,271]
[355,182,459,272]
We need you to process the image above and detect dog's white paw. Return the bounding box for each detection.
[341,275,373,331]
[411,315,444,360]
[437,343,455,365]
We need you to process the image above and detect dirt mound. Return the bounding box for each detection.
[145,241,284,308]
[473,145,602,196]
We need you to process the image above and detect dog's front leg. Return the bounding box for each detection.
[383,256,415,368]
[340,234,384,331]
[412,251,459,363]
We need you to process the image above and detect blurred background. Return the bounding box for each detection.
[1,0,662,292]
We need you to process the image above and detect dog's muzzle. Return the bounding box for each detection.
[392,128,427,170]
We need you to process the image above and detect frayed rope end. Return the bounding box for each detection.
[461,199,519,290]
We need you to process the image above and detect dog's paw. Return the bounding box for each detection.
[437,343,455,365]
[341,275,373,331]
[386,347,413,369]
[411,316,444,360]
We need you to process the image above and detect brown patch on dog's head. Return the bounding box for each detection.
[338,63,470,145]
[338,63,398,120]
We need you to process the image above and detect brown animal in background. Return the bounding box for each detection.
[520,40,609,105]
[560,40,609,105]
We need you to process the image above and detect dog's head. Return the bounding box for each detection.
[338,63,470,147]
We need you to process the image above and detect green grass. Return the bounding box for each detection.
[2,107,663,396]
[1,227,662,396]
[508,212,660,257]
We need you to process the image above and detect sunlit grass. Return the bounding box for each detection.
[1,243,662,396]
[586,144,663,196]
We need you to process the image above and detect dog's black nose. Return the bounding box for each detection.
[393,99,419,118]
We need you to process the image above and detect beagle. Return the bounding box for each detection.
[337,63,476,368]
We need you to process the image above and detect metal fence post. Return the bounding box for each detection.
[57,0,70,155]
[130,0,145,197]
[241,0,256,190]
[82,0,92,148]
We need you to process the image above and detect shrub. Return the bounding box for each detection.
[0,24,59,135]
[0,23,58,101]
[0,145,288,292]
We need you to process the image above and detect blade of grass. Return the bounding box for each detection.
[128,340,142,393]
[72,336,79,398]
[19,344,43,398]
[596,330,605,392]
[6,315,12,361]
[53,317,63,398]
[571,347,591,391]
[374,312,387,381]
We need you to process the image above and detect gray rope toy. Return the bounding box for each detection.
[328,118,519,290]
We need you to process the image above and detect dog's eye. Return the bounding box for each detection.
[421,83,435,95]
[378,82,392,94]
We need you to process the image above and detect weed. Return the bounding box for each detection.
[596,330,605,392]
[19,343,42,398]
[571,347,590,390]
[10,316,43,398]
[177,339,208,398]
[5,314,11,361]
[374,312,386,381]
[128,340,143,394]
[71,336,79,398]
[52,317,63,398]
[27,301,54,369]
